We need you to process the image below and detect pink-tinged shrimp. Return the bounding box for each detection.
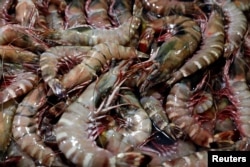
[167,6,225,85]
[85,0,112,28]
[218,1,247,57]
[224,56,250,138]
[60,42,148,96]
[0,100,17,154]
[40,46,91,96]
[0,25,48,52]
[12,83,65,166]
[45,1,142,46]
[162,151,208,167]
[165,82,214,147]
[15,0,39,27]
[0,45,39,64]
[55,80,148,167]
[137,15,201,93]
[64,0,87,29]
[0,72,38,104]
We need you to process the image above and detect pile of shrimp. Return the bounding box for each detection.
[1,0,250,166]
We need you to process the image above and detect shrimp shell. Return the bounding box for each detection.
[0,25,48,52]
[45,2,142,46]
[12,83,64,166]
[117,90,152,147]
[61,42,148,95]
[221,1,247,57]
[0,72,38,104]
[0,45,39,64]
[64,0,87,29]
[224,57,250,138]
[40,46,91,96]
[139,15,201,92]
[140,95,179,140]
[55,80,147,166]
[15,0,39,27]
[0,100,17,153]
[85,0,112,28]
[167,6,225,85]
[165,82,213,147]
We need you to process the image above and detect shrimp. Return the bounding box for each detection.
[137,15,201,93]
[0,45,39,64]
[92,60,132,107]
[6,141,36,167]
[162,151,208,167]
[60,42,148,96]
[55,80,148,167]
[141,0,205,17]
[45,1,142,46]
[15,0,39,27]
[85,0,112,28]
[233,0,250,11]
[64,0,87,29]
[0,100,17,154]
[0,25,48,52]
[0,72,38,104]
[140,95,180,140]
[167,6,225,85]
[46,2,65,30]
[224,56,250,138]
[109,0,133,26]
[217,0,247,58]
[117,90,152,147]
[165,82,214,147]
[12,83,65,166]
[40,46,91,96]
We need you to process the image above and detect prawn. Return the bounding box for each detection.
[116,90,152,147]
[64,0,87,29]
[12,83,65,166]
[165,82,214,147]
[60,42,148,96]
[216,0,247,58]
[15,0,39,27]
[6,141,36,167]
[55,80,149,167]
[0,72,38,104]
[167,6,225,85]
[109,0,133,26]
[0,24,48,52]
[224,56,250,138]
[0,100,17,154]
[44,1,142,46]
[140,95,181,140]
[40,45,91,96]
[141,0,205,17]
[46,2,65,30]
[0,45,39,64]
[85,0,112,28]
[137,15,201,93]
